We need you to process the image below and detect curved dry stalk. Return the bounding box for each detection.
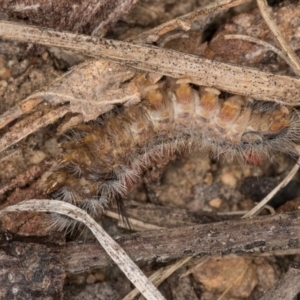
[242,156,300,218]
[262,204,276,215]
[257,0,300,76]
[224,34,290,65]
[0,200,165,300]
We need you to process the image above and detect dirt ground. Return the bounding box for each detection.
[1,0,300,299]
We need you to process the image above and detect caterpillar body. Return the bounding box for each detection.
[45,75,300,230]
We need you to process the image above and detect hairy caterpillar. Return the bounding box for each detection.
[45,75,300,231]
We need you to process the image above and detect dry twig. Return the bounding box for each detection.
[62,210,300,273]
[1,21,300,104]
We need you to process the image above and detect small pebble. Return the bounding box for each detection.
[0,80,8,96]
[0,67,11,79]
[203,172,213,185]
[94,271,105,281]
[44,138,60,157]
[209,197,222,208]
[221,172,237,187]
[30,150,46,164]
[42,51,49,61]
[86,274,96,284]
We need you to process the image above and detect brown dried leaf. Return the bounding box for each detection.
[25,59,142,121]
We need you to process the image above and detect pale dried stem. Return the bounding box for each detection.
[257,0,300,76]
[107,207,204,299]
[0,98,44,130]
[179,257,210,278]
[242,156,300,218]
[1,21,300,104]
[0,200,165,300]
[123,257,192,300]
[105,210,164,231]
[0,105,70,153]
[217,211,249,216]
